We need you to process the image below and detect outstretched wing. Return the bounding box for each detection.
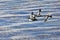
[44,16,49,22]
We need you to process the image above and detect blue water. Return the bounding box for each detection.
[0,0,60,40]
